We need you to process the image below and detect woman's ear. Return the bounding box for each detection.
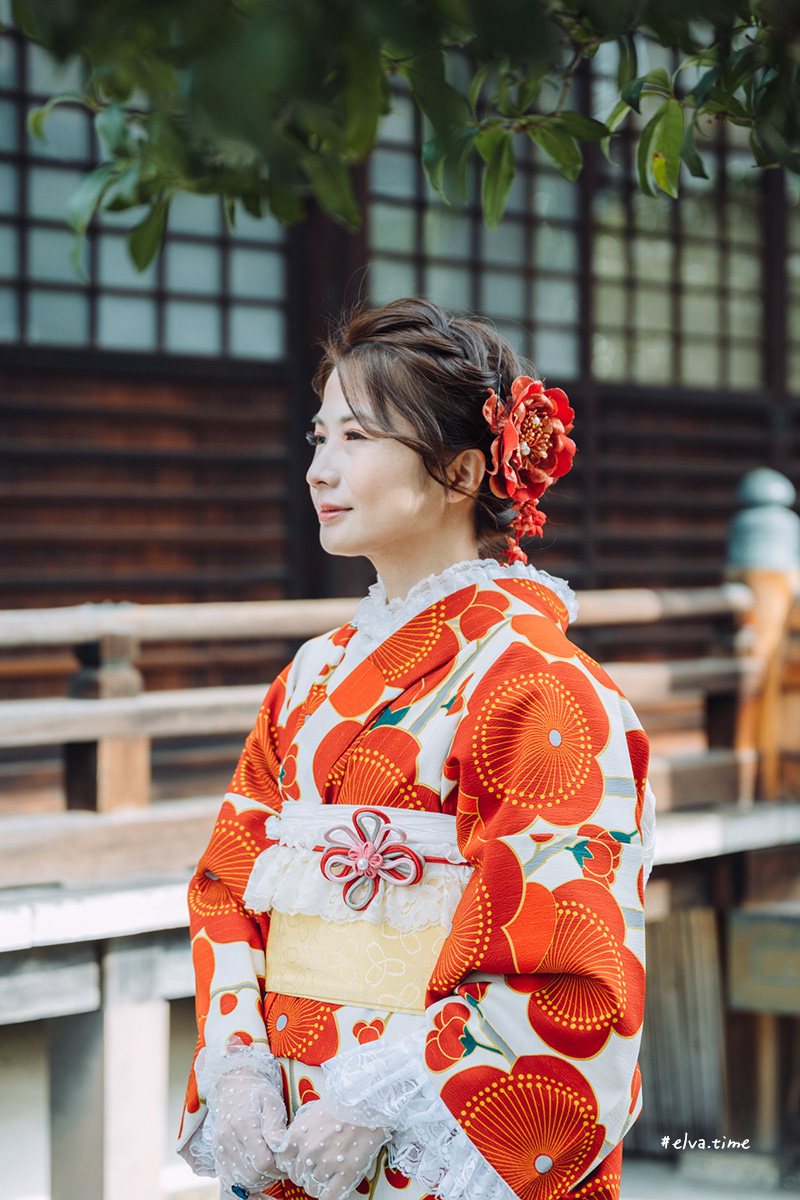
[445,448,486,502]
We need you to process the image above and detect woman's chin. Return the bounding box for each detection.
[319,527,368,558]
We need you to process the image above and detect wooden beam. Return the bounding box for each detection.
[573,583,753,627]
[0,585,752,648]
[0,657,762,749]
[0,946,100,1023]
[0,596,359,647]
[0,797,219,889]
[0,684,266,747]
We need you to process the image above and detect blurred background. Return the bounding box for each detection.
[2,3,800,1199]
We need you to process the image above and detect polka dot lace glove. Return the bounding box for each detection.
[274,1098,390,1200]
[211,1067,288,1196]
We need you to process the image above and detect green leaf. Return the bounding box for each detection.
[301,152,361,229]
[481,130,515,229]
[468,62,491,119]
[608,830,635,843]
[691,66,721,109]
[635,102,667,198]
[67,162,116,234]
[622,67,673,114]
[529,122,582,182]
[399,50,467,138]
[69,233,88,284]
[127,197,169,271]
[476,124,507,163]
[27,91,88,143]
[749,127,775,169]
[516,72,544,113]
[601,98,631,163]
[652,98,684,198]
[423,127,477,203]
[568,839,593,868]
[95,103,130,156]
[680,121,709,179]
[616,33,637,92]
[554,111,610,141]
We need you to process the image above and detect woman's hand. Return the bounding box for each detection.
[275,1098,390,1200]
[211,1066,288,1195]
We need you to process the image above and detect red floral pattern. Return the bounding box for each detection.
[511,879,645,1058]
[429,840,556,999]
[497,577,570,631]
[452,644,610,832]
[353,1018,386,1044]
[189,802,266,946]
[264,994,341,1063]
[425,1002,471,1072]
[573,824,624,889]
[441,1055,604,1200]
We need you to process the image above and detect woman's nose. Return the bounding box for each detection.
[306,444,339,488]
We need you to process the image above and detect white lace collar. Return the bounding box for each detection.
[351,558,578,648]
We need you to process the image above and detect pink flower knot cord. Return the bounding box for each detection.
[320,807,424,911]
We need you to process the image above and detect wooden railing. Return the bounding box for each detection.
[0,582,769,891]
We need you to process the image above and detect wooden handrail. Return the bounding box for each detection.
[0,657,763,749]
[0,583,753,647]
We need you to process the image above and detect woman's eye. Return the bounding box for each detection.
[344,429,366,441]
[305,431,324,446]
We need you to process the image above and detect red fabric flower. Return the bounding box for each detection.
[425,1002,472,1072]
[483,376,575,563]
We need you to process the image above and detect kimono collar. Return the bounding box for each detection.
[351,557,578,649]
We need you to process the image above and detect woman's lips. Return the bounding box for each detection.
[318,507,350,523]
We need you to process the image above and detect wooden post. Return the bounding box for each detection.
[726,468,800,802]
[754,1011,781,1152]
[65,634,151,810]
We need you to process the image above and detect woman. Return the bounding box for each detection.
[177,298,653,1200]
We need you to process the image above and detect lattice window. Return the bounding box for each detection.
[590,39,765,391]
[367,83,583,379]
[0,24,288,361]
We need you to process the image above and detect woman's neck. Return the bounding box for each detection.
[369,532,482,603]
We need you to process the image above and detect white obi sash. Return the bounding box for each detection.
[243,803,472,1014]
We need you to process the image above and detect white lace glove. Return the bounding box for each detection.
[211,1067,288,1197]
[274,1098,390,1200]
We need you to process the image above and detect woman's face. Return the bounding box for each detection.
[306,368,450,563]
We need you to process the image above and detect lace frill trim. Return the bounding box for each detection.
[243,842,470,930]
[641,779,657,884]
[195,1039,281,1110]
[183,1115,216,1178]
[351,559,578,647]
[184,1040,281,1180]
[322,1033,516,1200]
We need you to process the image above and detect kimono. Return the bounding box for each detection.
[177,559,654,1200]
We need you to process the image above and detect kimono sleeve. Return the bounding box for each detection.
[420,640,648,1197]
[177,664,291,1151]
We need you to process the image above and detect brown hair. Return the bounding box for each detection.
[313,297,534,559]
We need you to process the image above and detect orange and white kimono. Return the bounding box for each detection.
[178,559,654,1200]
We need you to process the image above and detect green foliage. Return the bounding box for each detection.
[13,0,800,267]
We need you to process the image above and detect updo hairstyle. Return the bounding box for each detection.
[313,297,534,560]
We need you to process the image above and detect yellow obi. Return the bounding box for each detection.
[265,909,450,1014]
[245,802,472,1014]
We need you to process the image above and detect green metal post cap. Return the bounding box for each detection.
[728,468,800,570]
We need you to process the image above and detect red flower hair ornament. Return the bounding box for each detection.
[483,376,576,564]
